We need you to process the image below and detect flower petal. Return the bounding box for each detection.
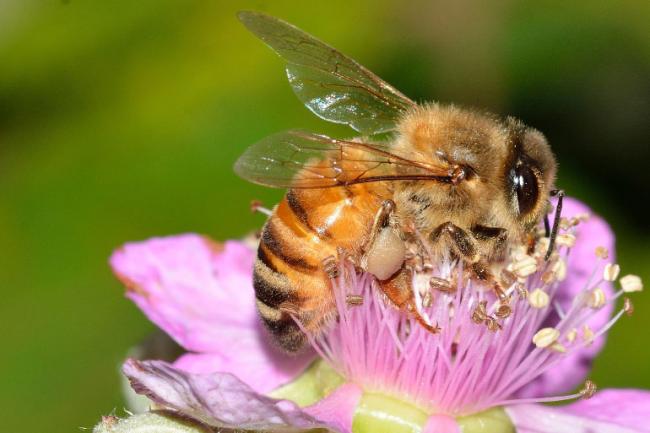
[517,197,616,398]
[303,383,362,433]
[506,389,650,432]
[111,234,314,393]
[122,358,335,432]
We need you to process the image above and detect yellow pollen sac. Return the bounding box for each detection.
[603,263,621,282]
[595,246,609,259]
[587,288,607,309]
[532,328,560,348]
[511,256,537,278]
[528,289,549,309]
[620,274,643,293]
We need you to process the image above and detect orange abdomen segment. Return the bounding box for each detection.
[254,183,388,352]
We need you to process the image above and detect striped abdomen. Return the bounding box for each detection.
[254,184,388,352]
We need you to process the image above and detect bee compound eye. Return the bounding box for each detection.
[513,164,539,215]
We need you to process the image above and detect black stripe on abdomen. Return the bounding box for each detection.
[253,269,292,308]
[261,221,318,272]
[260,311,306,353]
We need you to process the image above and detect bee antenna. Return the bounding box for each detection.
[545,189,564,261]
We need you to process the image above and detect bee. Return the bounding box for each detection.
[235,11,559,352]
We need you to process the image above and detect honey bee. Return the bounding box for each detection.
[235,11,559,352]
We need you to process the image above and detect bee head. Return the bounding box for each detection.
[504,118,557,230]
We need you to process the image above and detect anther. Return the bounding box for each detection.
[624,298,634,316]
[250,200,272,216]
[550,342,567,353]
[551,259,567,282]
[595,246,609,259]
[511,255,537,278]
[603,263,621,282]
[532,327,560,348]
[587,288,607,309]
[485,317,502,332]
[583,325,594,345]
[516,284,529,300]
[566,328,577,343]
[472,301,488,324]
[579,380,597,399]
[528,288,550,309]
[559,217,571,230]
[429,277,454,293]
[495,303,512,319]
[555,233,576,248]
[541,270,556,284]
[620,274,643,293]
[346,294,364,307]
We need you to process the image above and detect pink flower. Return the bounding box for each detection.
[111,197,649,433]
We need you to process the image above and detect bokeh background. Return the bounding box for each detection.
[1,1,648,432]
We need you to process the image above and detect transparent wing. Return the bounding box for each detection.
[238,11,416,135]
[234,130,454,189]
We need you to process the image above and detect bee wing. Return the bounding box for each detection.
[234,130,453,189]
[238,11,416,135]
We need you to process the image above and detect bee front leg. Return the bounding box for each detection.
[430,222,481,263]
[430,222,512,319]
[361,200,406,281]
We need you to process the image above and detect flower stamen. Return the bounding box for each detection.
[492,380,597,406]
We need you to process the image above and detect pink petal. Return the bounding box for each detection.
[423,414,460,433]
[303,383,363,433]
[517,197,616,398]
[123,358,333,431]
[506,389,650,432]
[111,234,314,393]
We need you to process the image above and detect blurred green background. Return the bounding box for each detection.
[1,1,648,432]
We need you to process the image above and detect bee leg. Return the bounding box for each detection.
[471,225,508,259]
[377,267,441,333]
[431,222,511,319]
[364,199,396,249]
[361,200,406,280]
[430,222,480,263]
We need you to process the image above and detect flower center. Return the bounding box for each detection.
[294,212,640,419]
